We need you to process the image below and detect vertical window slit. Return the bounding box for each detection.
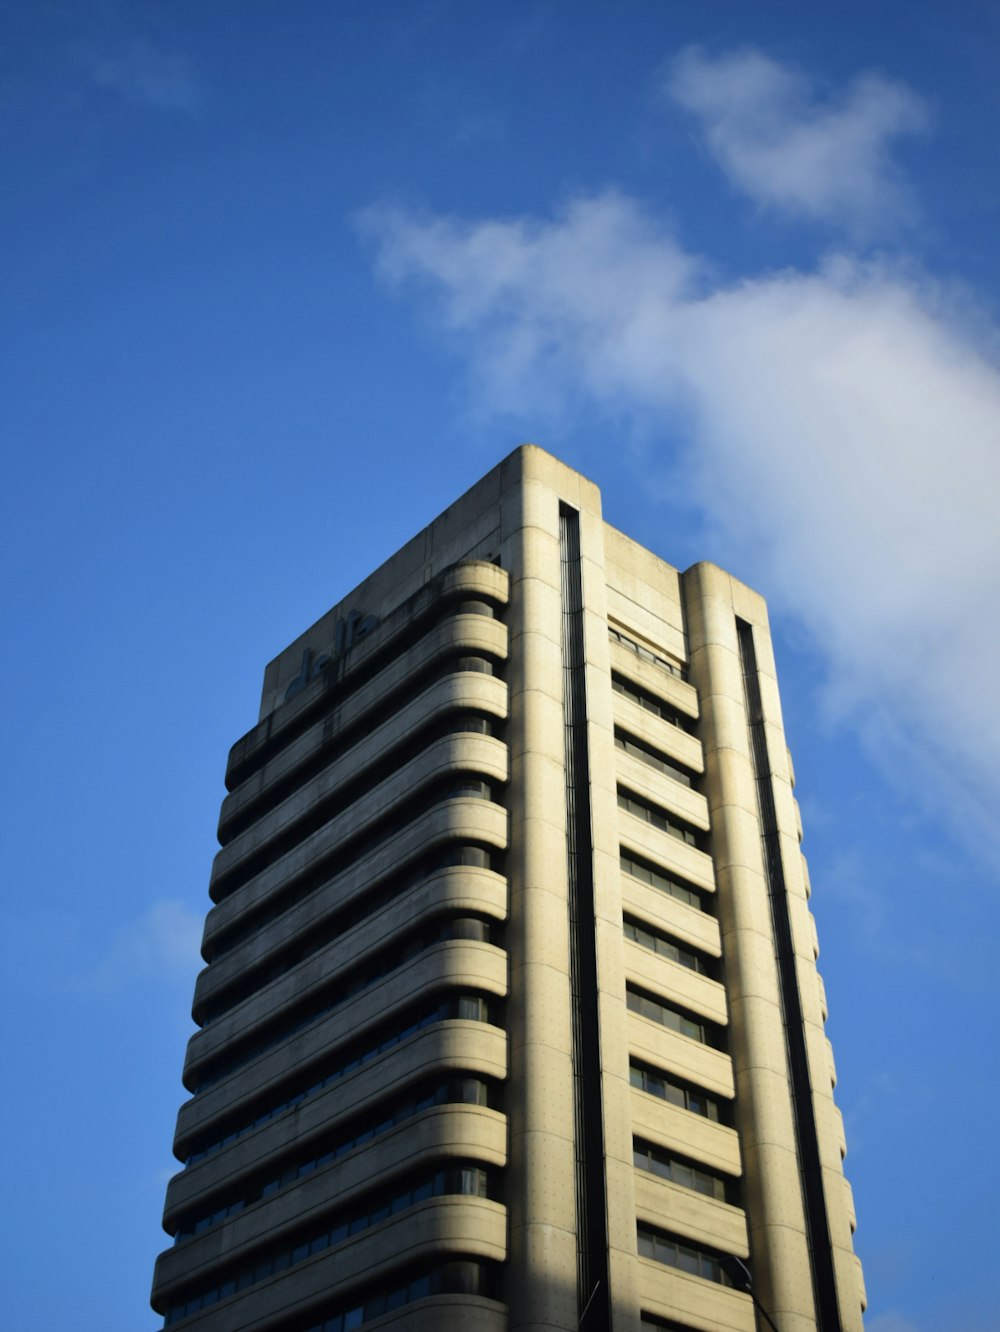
[559,505,611,1332]
[736,618,841,1331]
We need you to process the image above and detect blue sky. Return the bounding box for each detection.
[2,3,998,1329]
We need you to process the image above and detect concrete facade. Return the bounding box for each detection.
[151,446,865,1332]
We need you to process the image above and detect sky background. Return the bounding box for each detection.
[2,3,998,1329]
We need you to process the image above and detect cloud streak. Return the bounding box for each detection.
[665,46,928,235]
[865,1315,922,1332]
[360,169,1000,857]
[90,38,202,113]
[78,897,203,990]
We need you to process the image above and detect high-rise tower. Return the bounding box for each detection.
[151,446,865,1332]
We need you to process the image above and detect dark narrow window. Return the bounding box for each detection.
[560,504,611,1332]
[620,852,705,911]
[637,1225,734,1286]
[737,618,841,1329]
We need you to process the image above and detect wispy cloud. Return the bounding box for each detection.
[78,897,203,990]
[839,1069,900,1159]
[821,851,887,948]
[451,110,507,147]
[123,897,203,973]
[665,46,928,235]
[89,38,202,113]
[360,149,1000,860]
[866,1315,922,1332]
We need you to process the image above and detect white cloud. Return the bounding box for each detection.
[361,193,699,420]
[78,897,203,990]
[90,38,201,113]
[360,190,1000,857]
[666,46,927,234]
[125,898,204,973]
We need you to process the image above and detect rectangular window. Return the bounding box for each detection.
[637,1225,733,1286]
[614,731,694,787]
[458,995,488,1022]
[620,852,704,911]
[627,986,706,1042]
[623,916,708,974]
[629,1060,721,1122]
[611,674,692,731]
[608,626,688,681]
[618,790,703,849]
[633,1138,727,1201]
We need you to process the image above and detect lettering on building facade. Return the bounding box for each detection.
[284,609,379,702]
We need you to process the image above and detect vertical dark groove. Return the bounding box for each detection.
[559,506,611,1332]
[736,619,841,1332]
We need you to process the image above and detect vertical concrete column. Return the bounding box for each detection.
[751,620,866,1332]
[504,450,579,1332]
[576,502,642,1332]
[682,563,818,1332]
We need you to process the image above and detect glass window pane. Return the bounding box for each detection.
[677,1245,700,1275]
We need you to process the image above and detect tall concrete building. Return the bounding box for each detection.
[151,446,865,1332]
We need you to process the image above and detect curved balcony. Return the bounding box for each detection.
[203,796,508,960]
[210,732,508,902]
[176,943,507,1143]
[153,1197,507,1329]
[185,908,506,1085]
[166,1021,507,1216]
[437,561,509,607]
[155,1105,506,1296]
[220,657,509,842]
[194,863,507,1024]
[240,560,510,775]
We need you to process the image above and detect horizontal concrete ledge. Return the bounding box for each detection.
[154,1198,507,1329]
